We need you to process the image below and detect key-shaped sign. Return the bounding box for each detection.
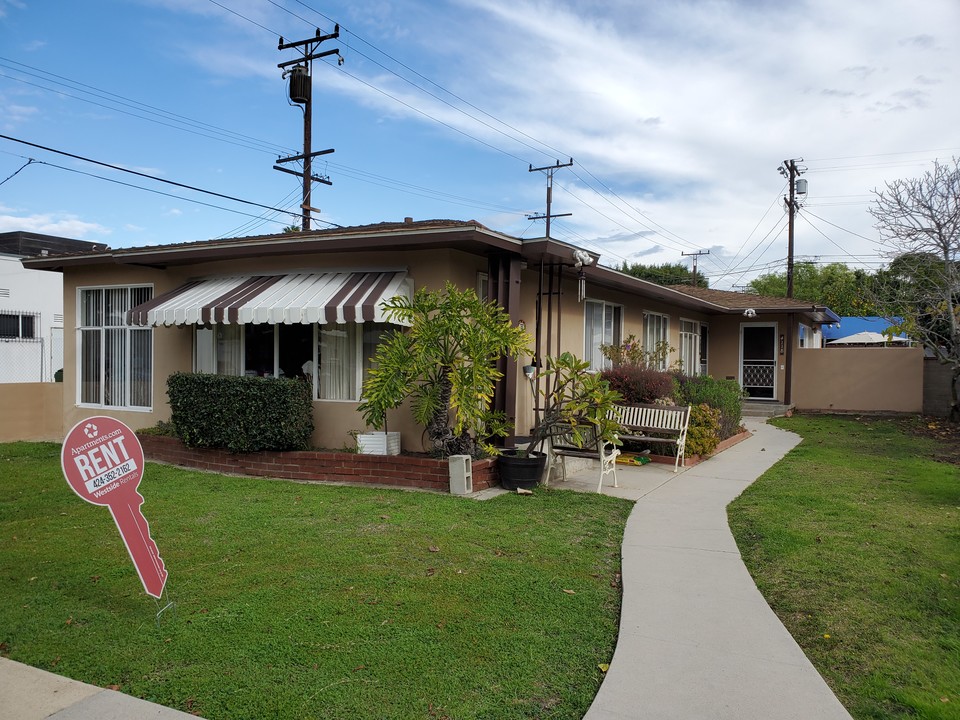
[61,417,168,598]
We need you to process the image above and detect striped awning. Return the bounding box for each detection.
[127,271,411,326]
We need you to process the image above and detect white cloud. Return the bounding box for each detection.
[5,0,958,290]
[0,213,111,238]
[0,0,25,20]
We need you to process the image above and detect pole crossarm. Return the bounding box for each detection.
[527,159,574,239]
[277,25,341,231]
[276,148,335,165]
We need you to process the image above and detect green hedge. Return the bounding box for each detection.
[167,372,314,453]
[673,374,744,440]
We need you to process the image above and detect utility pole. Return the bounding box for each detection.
[527,159,573,239]
[681,250,709,286]
[778,158,806,298]
[777,158,806,408]
[277,27,342,231]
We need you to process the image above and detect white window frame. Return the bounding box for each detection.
[798,322,811,349]
[76,284,154,411]
[477,271,489,301]
[679,318,700,376]
[699,322,709,375]
[643,311,670,371]
[584,299,623,371]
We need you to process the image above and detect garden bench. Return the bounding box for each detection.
[612,403,691,472]
[547,424,620,493]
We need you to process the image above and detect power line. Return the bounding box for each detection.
[0,158,35,187]
[31,159,296,227]
[802,209,878,244]
[0,134,338,225]
[207,0,697,248]
[0,58,293,156]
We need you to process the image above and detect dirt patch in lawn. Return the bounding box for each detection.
[900,416,960,465]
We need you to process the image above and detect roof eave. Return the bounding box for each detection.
[20,223,523,270]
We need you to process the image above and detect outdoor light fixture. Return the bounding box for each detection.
[522,363,540,425]
[743,308,757,318]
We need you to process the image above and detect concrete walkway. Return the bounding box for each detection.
[582,419,853,720]
[1,419,851,719]
[0,656,197,719]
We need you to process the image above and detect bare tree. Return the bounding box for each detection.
[870,158,960,421]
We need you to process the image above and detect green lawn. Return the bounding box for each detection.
[0,442,633,719]
[728,415,960,720]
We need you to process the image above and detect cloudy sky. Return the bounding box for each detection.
[1,0,957,288]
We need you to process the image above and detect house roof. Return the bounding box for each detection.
[827,331,909,345]
[666,285,841,324]
[0,231,108,258]
[20,219,520,270]
[19,218,840,324]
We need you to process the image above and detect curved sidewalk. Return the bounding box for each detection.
[584,419,853,720]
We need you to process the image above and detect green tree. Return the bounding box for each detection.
[619,261,707,287]
[748,262,878,316]
[359,283,531,457]
[870,158,960,421]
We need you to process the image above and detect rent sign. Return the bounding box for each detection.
[61,417,168,599]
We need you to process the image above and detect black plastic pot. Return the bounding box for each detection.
[498,450,547,490]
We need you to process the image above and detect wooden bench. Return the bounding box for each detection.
[612,403,691,472]
[547,424,620,493]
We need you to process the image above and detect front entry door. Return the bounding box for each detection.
[741,325,777,400]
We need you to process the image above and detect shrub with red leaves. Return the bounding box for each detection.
[599,366,676,404]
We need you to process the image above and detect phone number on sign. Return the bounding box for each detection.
[84,459,138,494]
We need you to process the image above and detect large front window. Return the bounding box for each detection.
[194,321,391,401]
[585,300,622,371]
[78,286,153,409]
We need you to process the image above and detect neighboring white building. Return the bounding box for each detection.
[0,232,107,383]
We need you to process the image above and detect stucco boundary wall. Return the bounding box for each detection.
[793,347,924,414]
[0,383,64,442]
[138,434,499,493]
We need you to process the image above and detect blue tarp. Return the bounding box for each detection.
[821,316,907,341]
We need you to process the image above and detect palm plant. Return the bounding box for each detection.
[359,283,530,457]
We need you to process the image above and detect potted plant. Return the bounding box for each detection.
[359,282,531,459]
[500,352,623,489]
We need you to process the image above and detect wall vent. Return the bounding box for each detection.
[0,288,9,298]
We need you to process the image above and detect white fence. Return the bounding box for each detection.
[0,328,63,383]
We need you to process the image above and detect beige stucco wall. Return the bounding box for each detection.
[792,347,924,413]
[60,249,491,452]
[509,272,716,436]
[0,383,64,442]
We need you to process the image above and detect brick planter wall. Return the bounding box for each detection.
[137,434,499,493]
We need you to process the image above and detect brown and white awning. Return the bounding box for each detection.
[127,271,411,326]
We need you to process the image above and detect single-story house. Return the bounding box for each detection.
[22,219,844,451]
